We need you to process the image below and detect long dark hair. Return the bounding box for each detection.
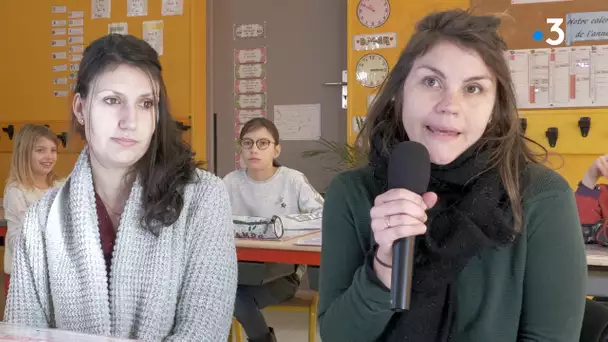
[239,117,281,167]
[72,34,201,234]
[356,9,546,231]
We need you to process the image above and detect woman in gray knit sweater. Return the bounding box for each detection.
[4,34,238,341]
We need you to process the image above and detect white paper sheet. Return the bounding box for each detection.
[162,0,183,16]
[506,50,530,108]
[273,104,321,141]
[92,0,111,19]
[529,49,550,106]
[591,45,608,106]
[52,6,67,14]
[109,22,128,35]
[127,0,148,17]
[549,48,570,103]
[143,20,163,56]
[572,46,591,105]
[279,212,322,230]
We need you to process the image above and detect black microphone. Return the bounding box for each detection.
[387,141,431,311]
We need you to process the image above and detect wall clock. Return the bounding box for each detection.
[357,0,390,28]
[356,53,389,88]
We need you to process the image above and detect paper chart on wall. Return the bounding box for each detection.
[234,79,266,94]
[591,45,608,106]
[234,23,266,39]
[127,0,148,16]
[92,0,111,19]
[273,104,321,141]
[234,47,267,64]
[235,94,266,109]
[235,63,266,79]
[506,46,608,108]
[52,6,67,14]
[549,48,570,104]
[109,22,128,35]
[162,0,183,16]
[143,20,164,56]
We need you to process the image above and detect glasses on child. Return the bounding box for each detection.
[239,138,275,150]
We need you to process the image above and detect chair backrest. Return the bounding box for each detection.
[580,298,608,342]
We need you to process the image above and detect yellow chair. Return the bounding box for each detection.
[229,290,319,342]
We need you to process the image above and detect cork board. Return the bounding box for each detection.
[471,0,608,49]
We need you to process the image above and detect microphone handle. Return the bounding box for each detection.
[390,236,415,311]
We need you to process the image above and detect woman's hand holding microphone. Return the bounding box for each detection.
[370,188,438,289]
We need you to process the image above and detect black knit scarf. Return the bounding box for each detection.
[370,135,520,342]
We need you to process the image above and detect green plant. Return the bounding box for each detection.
[301,117,367,172]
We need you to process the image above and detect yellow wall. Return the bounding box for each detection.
[346,0,471,145]
[346,0,604,187]
[0,0,206,194]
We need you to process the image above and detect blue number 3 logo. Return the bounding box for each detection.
[546,18,565,46]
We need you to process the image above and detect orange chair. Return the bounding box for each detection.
[229,290,319,342]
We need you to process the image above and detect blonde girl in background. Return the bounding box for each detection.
[3,124,63,296]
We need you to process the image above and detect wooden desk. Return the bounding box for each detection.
[236,231,321,266]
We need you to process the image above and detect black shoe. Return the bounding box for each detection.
[248,327,277,342]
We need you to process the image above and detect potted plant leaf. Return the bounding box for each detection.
[301,116,367,172]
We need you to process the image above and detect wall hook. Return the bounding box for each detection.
[578,117,591,137]
[2,125,14,140]
[520,118,527,133]
[56,132,68,148]
[176,121,191,131]
[546,127,558,148]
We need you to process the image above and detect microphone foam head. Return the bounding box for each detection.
[387,141,431,194]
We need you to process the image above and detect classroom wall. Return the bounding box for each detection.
[346,0,608,188]
[0,0,206,195]
[346,0,471,145]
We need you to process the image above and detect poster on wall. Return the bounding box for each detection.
[235,63,266,79]
[234,47,267,64]
[143,20,164,56]
[566,11,608,46]
[353,32,397,51]
[234,23,266,39]
[52,6,67,14]
[234,79,266,94]
[127,0,148,17]
[504,46,608,108]
[51,5,68,98]
[162,0,183,16]
[109,22,128,35]
[92,0,111,19]
[234,94,267,110]
[273,104,321,141]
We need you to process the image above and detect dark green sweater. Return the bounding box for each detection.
[317,163,587,342]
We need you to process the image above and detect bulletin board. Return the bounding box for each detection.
[472,0,608,189]
[471,0,608,49]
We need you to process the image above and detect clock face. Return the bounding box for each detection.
[357,0,390,28]
[356,53,389,88]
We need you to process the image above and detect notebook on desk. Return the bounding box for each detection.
[280,212,322,230]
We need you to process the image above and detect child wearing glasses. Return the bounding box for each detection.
[223,117,324,342]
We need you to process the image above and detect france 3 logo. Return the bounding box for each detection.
[533,18,565,46]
